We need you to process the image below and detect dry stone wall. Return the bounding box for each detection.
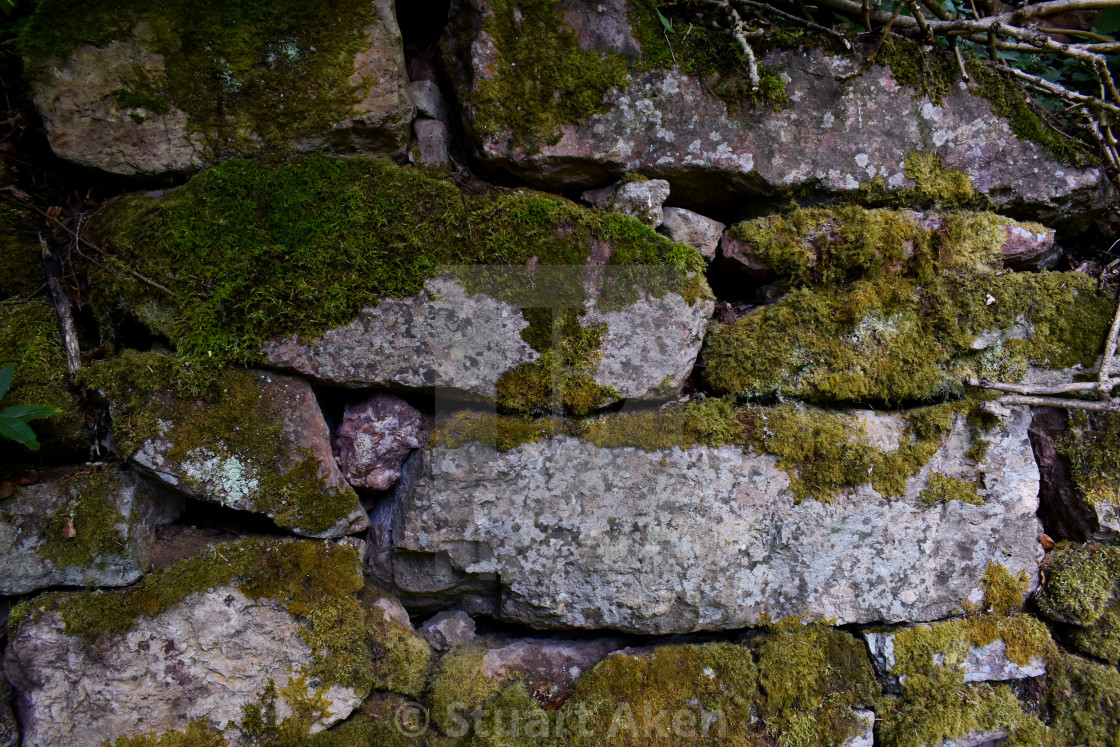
[3,0,1120,745]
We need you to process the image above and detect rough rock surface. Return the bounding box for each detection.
[419,610,476,651]
[376,406,1040,632]
[129,371,367,538]
[446,0,1110,222]
[264,275,713,403]
[27,0,412,177]
[583,179,672,227]
[336,393,426,491]
[480,638,623,694]
[413,118,453,168]
[0,468,182,595]
[845,710,875,747]
[660,207,724,261]
[410,79,449,121]
[3,586,363,746]
[865,630,1047,685]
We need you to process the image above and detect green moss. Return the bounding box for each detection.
[919,473,984,506]
[106,721,227,746]
[1037,542,1120,626]
[980,562,1031,615]
[0,301,87,460]
[1069,600,1120,666]
[876,36,955,106]
[41,466,129,569]
[702,270,1113,405]
[496,308,618,416]
[426,643,505,734]
[562,642,758,746]
[0,202,45,300]
[21,0,381,154]
[879,614,1055,746]
[90,154,706,367]
[1059,410,1120,508]
[851,153,985,210]
[967,59,1093,166]
[13,538,373,692]
[752,619,880,746]
[368,611,430,698]
[80,350,357,535]
[1046,653,1120,746]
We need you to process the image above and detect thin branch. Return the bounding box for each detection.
[839,1,904,82]
[39,232,81,376]
[1098,294,1120,397]
[994,395,1120,412]
[731,0,854,47]
[963,376,1114,396]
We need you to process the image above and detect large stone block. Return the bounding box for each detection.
[372,403,1041,633]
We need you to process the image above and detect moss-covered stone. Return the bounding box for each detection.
[0,301,87,462]
[79,350,359,536]
[1045,653,1120,746]
[561,642,758,746]
[20,0,383,155]
[0,202,45,300]
[39,466,129,569]
[919,473,984,507]
[425,643,506,735]
[980,562,1032,616]
[433,398,972,504]
[702,270,1113,405]
[849,153,985,210]
[367,610,430,698]
[1069,600,1120,666]
[876,614,1055,746]
[1037,542,1120,626]
[10,538,373,691]
[89,153,706,367]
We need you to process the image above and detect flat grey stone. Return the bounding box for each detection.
[660,207,724,261]
[420,610,476,651]
[376,406,1041,633]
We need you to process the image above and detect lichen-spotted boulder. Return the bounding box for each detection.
[372,400,1041,632]
[20,0,413,177]
[442,0,1111,223]
[85,352,367,538]
[0,465,182,595]
[3,539,371,746]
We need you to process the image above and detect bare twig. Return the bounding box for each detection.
[994,395,1120,412]
[39,232,81,376]
[1097,295,1120,397]
[731,0,854,47]
[839,2,904,82]
[963,376,1115,396]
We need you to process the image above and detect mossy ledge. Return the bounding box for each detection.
[702,269,1112,405]
[432,397,990,503]
[10,538,373,691]
[39,466,130,570]
[88,153,707,367]
[79,350,359,536]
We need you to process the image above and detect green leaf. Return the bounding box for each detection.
[655,7,672,31]
[0,404,60,421]
[1094,7,1120,36]
[0,416,40,450]
[0,362,13,402]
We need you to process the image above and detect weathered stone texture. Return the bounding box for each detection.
[376,406,1040,633]
[129,371,367,538]
[447,0,1110,222]
[660,207,724,261]
[865,629,1047,686]
[27,0,412,177]
[3,587,363,746]
[336,393,426,491]
[0,468,182,595]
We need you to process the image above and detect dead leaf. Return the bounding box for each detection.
[1040,532,1056,550]
[61,517,76,539]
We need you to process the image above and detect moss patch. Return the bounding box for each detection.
[0,201,45,300]
[1045,653,1120,746]
[367,611,430,698]
[919,473,983,506]
[1059,410,1120,509]
[12,538,373,693]
[561,642,758,746]
[1037,542,1120,626]
[702,270,1113,405]
[40,466,129,570]
[0,301,87,461]
[980,562,1031,616]
[89,153,706,367]
[80,350,357,536]
[106,721,227,746]
[1069,600,1120,666]
[850,153,985,211]
[21,0,382,155]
